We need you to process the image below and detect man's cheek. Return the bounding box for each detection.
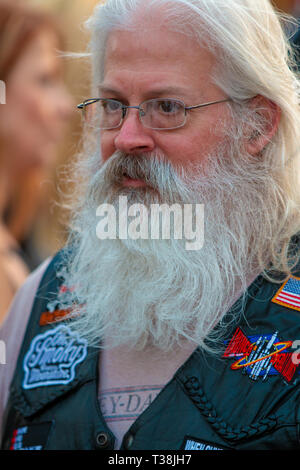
[100,135,115,162]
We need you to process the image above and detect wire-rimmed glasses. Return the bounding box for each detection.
[77,97,231,131]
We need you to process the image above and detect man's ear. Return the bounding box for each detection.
[244,95,281,156]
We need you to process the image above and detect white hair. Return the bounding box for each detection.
[78,0,300,276]
[57,1,300,351]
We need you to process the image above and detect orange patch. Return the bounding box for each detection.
[39,309,72,326]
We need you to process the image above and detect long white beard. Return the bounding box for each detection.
[60,144,276,352]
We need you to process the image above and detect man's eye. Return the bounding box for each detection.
[102,100,121,112]
[159,100,180,114]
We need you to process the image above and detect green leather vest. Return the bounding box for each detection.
[2,248,300,450]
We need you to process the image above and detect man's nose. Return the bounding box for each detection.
[113,109,155,154]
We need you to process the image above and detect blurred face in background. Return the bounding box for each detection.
[0,29,73,174]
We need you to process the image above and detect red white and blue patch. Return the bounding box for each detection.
[272,275,300,311]
[223,327,299,383]
[22,325,88,389]
[9,422,54,450]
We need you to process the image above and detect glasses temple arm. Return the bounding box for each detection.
[185,98,231,111]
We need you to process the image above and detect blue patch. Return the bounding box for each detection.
[23,325,88,389]
[181,436,231,451]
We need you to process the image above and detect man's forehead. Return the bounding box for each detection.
[104,29,181,68]
[101,28,217,98]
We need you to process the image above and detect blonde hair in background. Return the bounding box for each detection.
[14,0,105,258]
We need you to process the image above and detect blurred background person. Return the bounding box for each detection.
[0,0,73,323]
[24,0,103,261]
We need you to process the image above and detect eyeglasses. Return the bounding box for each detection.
[77,97,231,131]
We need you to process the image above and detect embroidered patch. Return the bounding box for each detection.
[223,327,299,383]
[23,325,88,389]
[271,275,300,311]
[39,308,72,326]
[181,436,230,451]
[9,422,54,450]
[44,284,74,315]
[40,284,83,326]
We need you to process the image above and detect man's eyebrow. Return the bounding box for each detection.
[97,85,194,100]
[98,85,122,95]
[145,87,193,99]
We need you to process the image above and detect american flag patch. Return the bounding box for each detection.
[272,275,300,312]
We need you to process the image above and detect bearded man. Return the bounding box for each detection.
[1,0,300,451]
